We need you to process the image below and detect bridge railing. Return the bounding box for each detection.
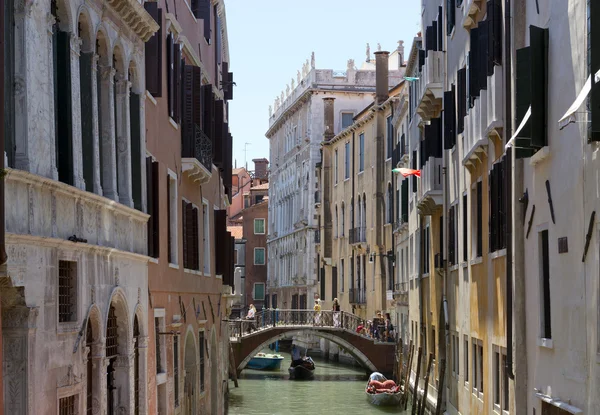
[228,309,367,340]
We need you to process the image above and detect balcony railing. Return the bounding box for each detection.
[349,288,367,305]
[314,229,321,244]
[417,156,443,215]
[182,123,213,176]
[349,226,366,245]
[416,51,445,121]
[394,282,408,295]
[393,219,408,234]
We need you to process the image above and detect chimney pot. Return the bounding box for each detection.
[375,51,390,104]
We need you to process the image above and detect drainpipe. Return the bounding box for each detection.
[440,120,449,413]
[0,2,6,412]
[351,130,355,295]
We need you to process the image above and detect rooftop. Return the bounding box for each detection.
[251,182,270,190]
[228,226,243,240]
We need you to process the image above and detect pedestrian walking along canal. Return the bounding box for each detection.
[228,350,412,414]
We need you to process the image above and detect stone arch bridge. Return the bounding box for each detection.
[229,310,396,377]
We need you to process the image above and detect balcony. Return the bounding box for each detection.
[416,51,445,121]
[393,282,409,305]
[314,229,321,244]
[417,156,443,215]
[314,190,321,205]
[349,227,366,245]
[349,288,366,305]
[182,124,212,184]
[393,219,408,234]
[463,67,504,168]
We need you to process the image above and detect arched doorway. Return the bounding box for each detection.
[210,328,218,414]
[86,321,94,415]
[106,304,118,415]
[133,316,140,415]
[183,331,197,415]
[105,293,131,415]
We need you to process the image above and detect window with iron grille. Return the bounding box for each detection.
[199,331,205,391]
[59,395,77,415]
[133,317,140,415]
[106,305,118,358]
[174,335,180,407]
[58,260,77,322]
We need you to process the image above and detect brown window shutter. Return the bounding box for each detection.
[173,45,182,123]
[192,66,202,127]
[182,200,188,269]
[198,0,211,42]
[182,65,195,158]
[152,161,160,258]
[214,210,226,275]
[144,3,162,97]
[213,100,224,167]
[146,157,155,257]
[192,207,200,270]
[167,34,174,118]
[167,175,171,263]
[201,85,214,141]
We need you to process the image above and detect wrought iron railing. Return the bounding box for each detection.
[349,227,366,244]
[348,288,366,304]
[228,309,365,340]
[182,123,212,172]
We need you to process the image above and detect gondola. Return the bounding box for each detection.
[288,356,315,380]
[365,372,403,406]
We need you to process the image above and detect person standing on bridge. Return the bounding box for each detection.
[313,299,322,326]
[332,298,341,328]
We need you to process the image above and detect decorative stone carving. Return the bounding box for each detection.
[291,78,295,90]
[377,43,382,51]
[138,287,141,304]
[101,66,116,82]
[297,70,301,84]
[280,91,284,103]
[285,85,290,97]
[366,43,370,62]
[2,306,38,329]
[4,336,27,413]
[90,398,100,414]
[115,267,120,285]
[347,59,355,71]
[14,76,25,96]
[57,365,83,388]
[311,52,315,69]
[47,13,56,35]
[268,106,272,118]
[70,34,82,55]
[91,286,95,304]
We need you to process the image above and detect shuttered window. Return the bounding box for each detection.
[182,201,200,271]
[457,68,467,133]
[448,205,456,265]
[332,266,338,299]
[488,0,503,67]
[202,84,215,142]
[199,331,205,391]
[540,229,551,339]
[476,181,483,258]
[447,0,456,35]
[401,179,408,223]
[488,157,507,253]
[386,116,393,159]
[213,100,224,167]
[146,158,160,258]
[444,86,456,149]
[173,336,179,407]
[54,29,74,186]
[214,210,227,275]
[144,2,162,97]
[463,194,468,262]
[412,150,418,192]
[359,133,365,172]
[192,0,211,41]
[437,7,443,50]
[590,0,600,141]
[166,35,182,122]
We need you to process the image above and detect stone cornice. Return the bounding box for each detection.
[265,89,313,138]
[5,168,149,223]
[7,233,150,263]
[106,0,159,42]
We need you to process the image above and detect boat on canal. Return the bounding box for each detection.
[365,372,403,406]
[288,356,315,380]
[246,353,285,371]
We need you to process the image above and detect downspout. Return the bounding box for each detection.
[352,131,356,294]
[390,104,395,306]
[441,120,450,412]
[0,0,6,268]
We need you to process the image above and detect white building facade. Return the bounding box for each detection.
[3,0,156,413]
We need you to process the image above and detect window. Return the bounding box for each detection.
[386,116,393,159]
[182,201,200,271]
[340,259,345,292]
[166,33,182,122]
[387,183,393,224]
[590,0,600,141]
[173,335,179,407]
[203,202,210,274]
[447,0,456,35]
[254,248,266,265]
[199,331,205,391]
[463,193,468,261]
[464,335,469,384]
[254,283,265,300]
[254,218,265,234]
[146,158,160,258]
[540,229,552,339]
[255,194,264,204]
[489,157,507,252]
[155,314,166,375]
[359,133,365,172]
[341,204,345,236]
[344,142,350,179]
[472,181,483,258]
[448,205,456,265]
[334,149,339,184]
[59,395,76,415]
[472,338,483,398]
[167,173,178,264]
[493,346,509,413]
[423,225,430,274]
[451,332,459,377]
[58,260,77,323]
[342,112,354,129]
[335,206,338,238]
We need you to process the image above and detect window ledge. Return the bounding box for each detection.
[449,264,460,272]
[146,91,157,105]
[384,223,392,228]
[344,178,350,182]
[57,322,80,334]
[184,268,202,276]
[156,372,167,385]
[203,271,211,277]
[149,257,159,264]
[538,338,553,349]
[461,261,468,268]
[421,273,430,279]
[169,263,180,270]
[216,274,223,279]
[489,248,507,260]
[530,146,550,166]
[358,171,364,176]
[169,117,179,130]
[470,257,483,266]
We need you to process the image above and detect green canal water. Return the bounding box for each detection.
[228,350,412,415]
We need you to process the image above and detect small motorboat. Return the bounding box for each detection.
[365,372,403,406]
[288,356,315,380]
[246,353,285,371]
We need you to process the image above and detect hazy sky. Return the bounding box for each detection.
[226,0,421,170]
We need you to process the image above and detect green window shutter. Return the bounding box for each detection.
[80,52,95,192]
[529,25,549,148]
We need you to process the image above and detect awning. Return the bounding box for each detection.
[505,106,531,149]
[558,69,600,128]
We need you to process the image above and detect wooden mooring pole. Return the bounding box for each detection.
[403,342,414,409]
[419,354,434,415]
[398,339,404,383]
[229,344,239,387]
[410,346,423,415]
[434,358,446,415]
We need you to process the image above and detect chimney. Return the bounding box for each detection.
[323,98,335,141]
[375,51,390,105]
[252,158,269,180]
[397,40,405,68]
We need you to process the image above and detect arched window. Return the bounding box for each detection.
[106,305,118,414]
[387,183,393,224]
[341,203,345,237]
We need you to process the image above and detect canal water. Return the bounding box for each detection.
[228,350,412,415]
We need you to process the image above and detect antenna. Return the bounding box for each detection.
[244,142,252,170]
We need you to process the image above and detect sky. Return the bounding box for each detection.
[225,0,421,171]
